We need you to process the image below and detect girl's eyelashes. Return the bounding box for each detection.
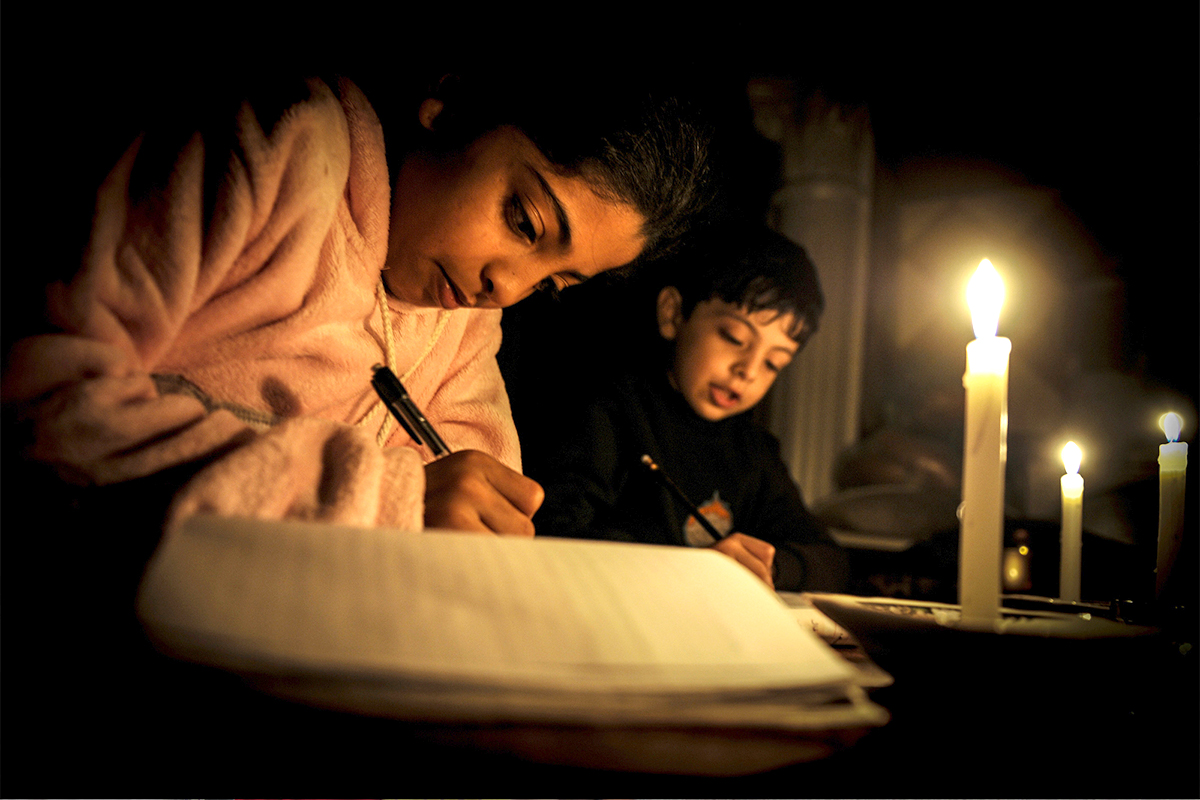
[507,194,538,243]
[536,277,562,299]
[536,272,588,299]
[536,275,575,300]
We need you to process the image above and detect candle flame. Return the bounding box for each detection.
[1160,412,1183,443]
[1061,441,1082,475]
[967,259,1005,339]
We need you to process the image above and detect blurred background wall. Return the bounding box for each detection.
[740,39,1197,555]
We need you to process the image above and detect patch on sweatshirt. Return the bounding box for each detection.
[683,491,734,546]
[153,373,278,429]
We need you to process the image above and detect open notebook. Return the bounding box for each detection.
[136,514,889,731]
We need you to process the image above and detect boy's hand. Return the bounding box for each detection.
[423,450,544,536]
[712,533,776,589]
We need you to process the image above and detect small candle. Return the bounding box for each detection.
[1059,441,1083,602]
[1156,412,1188,599]
[959,259,1010,627]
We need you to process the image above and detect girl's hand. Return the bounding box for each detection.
[423,449,544,535]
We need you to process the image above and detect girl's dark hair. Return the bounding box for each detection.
[403,68,718,268]
[670,227,825,348]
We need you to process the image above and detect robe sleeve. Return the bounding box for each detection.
[2,77,426,532]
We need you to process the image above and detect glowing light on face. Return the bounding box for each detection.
[665,298,799,422]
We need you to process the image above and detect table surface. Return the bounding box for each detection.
[5,594,1196,799]
[9,439,1194,797]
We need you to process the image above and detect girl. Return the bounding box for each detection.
[2,67,715,537]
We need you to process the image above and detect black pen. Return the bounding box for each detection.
[640,454,725,541]
[371,365,450,458]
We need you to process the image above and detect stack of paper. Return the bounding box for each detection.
[137,515,889,732]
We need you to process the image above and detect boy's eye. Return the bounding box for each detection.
[718,329,744,346]
[507,195,537,243]
[765,360,782,374]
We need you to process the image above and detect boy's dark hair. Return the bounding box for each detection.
[670,227,825,347]
[412,69,718,268]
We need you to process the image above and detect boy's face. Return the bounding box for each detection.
[658,288,800,422]
[383,100,647,309]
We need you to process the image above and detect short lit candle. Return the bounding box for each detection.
[1156,412,1188,598]
[959,259,1010,627]
[1059,441,1083,602]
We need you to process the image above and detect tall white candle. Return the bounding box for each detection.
[959,259,1010,627]
[1059,441,1083,602]
[1156,412,1187,599]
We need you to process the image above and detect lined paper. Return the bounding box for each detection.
[139,515,859,695]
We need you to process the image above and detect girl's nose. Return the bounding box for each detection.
[478,274,497,304]
[479,261,541,308]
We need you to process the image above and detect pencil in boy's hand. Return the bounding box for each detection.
[639,454,726,541]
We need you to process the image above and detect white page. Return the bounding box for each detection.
[137,515,857,693]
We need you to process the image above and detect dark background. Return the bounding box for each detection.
[5,0,1196,638]
[2,9,1197,798]
[6,13,1196,400]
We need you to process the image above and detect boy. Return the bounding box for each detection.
[534,228,848,592]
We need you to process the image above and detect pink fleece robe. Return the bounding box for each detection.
[2,77,520,531]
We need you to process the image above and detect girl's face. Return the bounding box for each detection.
[659,289,800,422]
[383,112,646,310]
